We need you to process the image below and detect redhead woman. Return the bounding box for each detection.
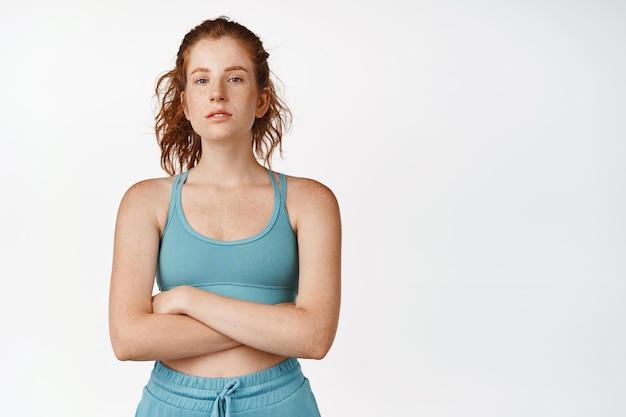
[108,17,341,417]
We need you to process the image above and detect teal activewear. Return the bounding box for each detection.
[136,169,320,416]
[156,168,299,305]
[135,358,321,417]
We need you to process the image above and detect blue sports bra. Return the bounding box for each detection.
[156,169,299,305]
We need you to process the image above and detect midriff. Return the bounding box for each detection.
[161,345,288,378]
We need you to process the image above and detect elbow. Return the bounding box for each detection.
[109,327,144,361]
[113,350,131,362]
[109,312,154,361]
[307,347,329,361]
[110,335,134,361]
[297,315,338,360]
[111,341,149,362]
[111,342,134,362]
[301,331,335,360]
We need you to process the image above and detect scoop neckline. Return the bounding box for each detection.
[175,169,280,246]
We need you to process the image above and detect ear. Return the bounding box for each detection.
[255,87,271,118]
[181,91,189,120]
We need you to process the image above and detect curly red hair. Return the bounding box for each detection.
[155,17,291,175]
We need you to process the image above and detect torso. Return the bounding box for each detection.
[151,169,299,377]
[162,346,288,378]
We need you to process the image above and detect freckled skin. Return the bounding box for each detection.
[109,36,341,378]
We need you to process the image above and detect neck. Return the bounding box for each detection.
[191,142,268,186]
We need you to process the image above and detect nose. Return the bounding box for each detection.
[210,81,226,102]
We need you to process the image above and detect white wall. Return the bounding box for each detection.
[1,0,624,416]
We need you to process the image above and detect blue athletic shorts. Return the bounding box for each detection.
[135,358,321,416]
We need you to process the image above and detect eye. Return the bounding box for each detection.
[229,76,243,83]
[194,78,208,84]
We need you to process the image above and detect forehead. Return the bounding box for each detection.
[185,37,255,73]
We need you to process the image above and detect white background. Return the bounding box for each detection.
[1,0,625,416]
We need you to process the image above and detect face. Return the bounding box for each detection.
[181,37,269,144]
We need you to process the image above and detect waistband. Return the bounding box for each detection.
[146,358,304,414]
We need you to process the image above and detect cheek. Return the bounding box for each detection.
[184,93,204,116]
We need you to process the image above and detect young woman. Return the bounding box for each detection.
[108,17,341,417]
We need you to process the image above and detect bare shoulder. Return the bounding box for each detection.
[116,176,175,229]
[285,175,339,207]
[284,175,341,231]
[119,177,172,208]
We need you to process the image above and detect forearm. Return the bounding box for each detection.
[110,311,241,362]
[179,288,336,359]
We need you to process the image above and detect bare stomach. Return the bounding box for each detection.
[161,346,288,378]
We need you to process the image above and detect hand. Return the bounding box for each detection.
[152,286,189,315]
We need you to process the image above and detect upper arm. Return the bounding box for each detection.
[288,178,342,337]
[109,180,167,339]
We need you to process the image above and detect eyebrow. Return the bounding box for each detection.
[189,65,249,75]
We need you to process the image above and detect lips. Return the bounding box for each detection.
[206,110,232,119]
